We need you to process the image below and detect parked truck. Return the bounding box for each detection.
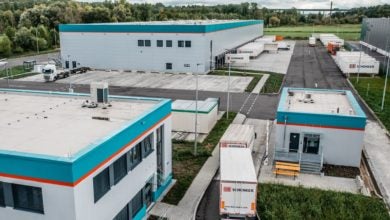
[219,124,255,150]
[42,64,89,82]
[220,147,257,219]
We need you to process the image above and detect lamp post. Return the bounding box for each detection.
[194,63,201,156]
[224,49,232,120]
[381,36,390,111]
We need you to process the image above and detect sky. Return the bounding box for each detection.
[81,0,389,9]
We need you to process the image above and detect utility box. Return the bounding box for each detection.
[90,82,109,104]
[220,148,257,219]
[219,124,255,151]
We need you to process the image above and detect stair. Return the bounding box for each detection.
[300,160,321,174]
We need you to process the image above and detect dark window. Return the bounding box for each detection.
[143,134,154,158]
[184,64,190,68]
[157,125,164,151]
[93,167,110,202]
[157,40,163,47]
[132,190,143,218]
[185,41,191,48]
[114,154,128,184]
[166,40,172,47]
[138,40,144,47]
[113,204,129,220]
[0,182,4,207]
[130,143,142,169]
[65,61,69,69]
[178,40,184,47]
[145,40,151,47]
[166,63,172,70]
[12,184,44,214]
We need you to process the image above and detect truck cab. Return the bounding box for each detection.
[42,64,69,82]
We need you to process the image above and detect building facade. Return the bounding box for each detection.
[274,88,366,173]
[0,89,172,220]
[361,18,390,58]
[59,20,264,74]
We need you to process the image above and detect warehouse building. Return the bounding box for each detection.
[274,88,366,173]
[59,20,264,74]
[0,89,172,220]
[361,18,390,58]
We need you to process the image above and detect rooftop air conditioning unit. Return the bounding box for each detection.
[90,82,109,104]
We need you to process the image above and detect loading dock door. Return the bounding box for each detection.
[289,133,300,153]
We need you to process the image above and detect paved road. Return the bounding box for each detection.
[196,40,377,220]
[2,52,60,68]
[0,80,279,120]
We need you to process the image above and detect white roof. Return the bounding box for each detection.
[172,98,217,113]
[220,148,257,182]
[0,91,159,157]
[285,89,356,116]
[220,124,254,144]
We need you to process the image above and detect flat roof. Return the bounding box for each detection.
[220,124,254,144]
[172,98,218,114]
[59,20,263,33]
[220,148,257,183]
[0,90,159,157]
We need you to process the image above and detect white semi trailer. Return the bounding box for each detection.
[220,147,257,220]
[219,124,255,151]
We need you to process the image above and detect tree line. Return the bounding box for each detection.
[0,0,389,57]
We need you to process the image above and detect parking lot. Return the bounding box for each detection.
[233,40,296,74]
[18,70,253,93]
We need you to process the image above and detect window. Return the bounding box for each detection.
[130,143,142,169]
[303,134,320,154]
[157,125,164,151]
[166,63,172,70]
[178,40,184,47]
[157,40,163,47]
[93,167,110,202]
[131,190,143,218]
[138,40,144,47]
[185,41,191,48]
[143,133,154,158]
[145,40,151,47]
[166,40,172,47]
[0,182,4,207]
[184,64,190,68]
[12,184,44,214]
[113,204,129,220]
[114,154,128,184]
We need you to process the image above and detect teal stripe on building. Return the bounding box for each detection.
[0,89,171,185]
[59,20,263,33]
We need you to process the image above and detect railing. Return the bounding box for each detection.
[274,150,323,164]
[274,150,300,163]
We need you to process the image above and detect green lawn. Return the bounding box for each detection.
[162,112,237,205]
[210,70,262,92]
[351,76,390,130]
[265,24,361,41]
[258,183,390,220]
[0,65,30,78]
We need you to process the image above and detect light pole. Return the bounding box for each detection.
[381,37,390,111]
[356,43,362,83]
[35,27,39,54]
[194,63,201,156]
[224,49,231,120]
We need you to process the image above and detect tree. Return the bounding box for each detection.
[4,26,16,41]
[0,36,12,57]
[14,27,34,50]
[269,16,280,27]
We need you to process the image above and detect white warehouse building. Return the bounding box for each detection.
[59,20,264,74]
[0,89,172,220]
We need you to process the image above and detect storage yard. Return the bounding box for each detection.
[1,16,390,220]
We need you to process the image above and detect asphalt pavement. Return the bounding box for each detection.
[196,40,377,220]
[3,52,60,68]
[0,80,279,120]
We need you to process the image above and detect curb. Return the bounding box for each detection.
[346,79,390,137]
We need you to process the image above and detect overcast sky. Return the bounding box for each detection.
[81,0,389,9]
